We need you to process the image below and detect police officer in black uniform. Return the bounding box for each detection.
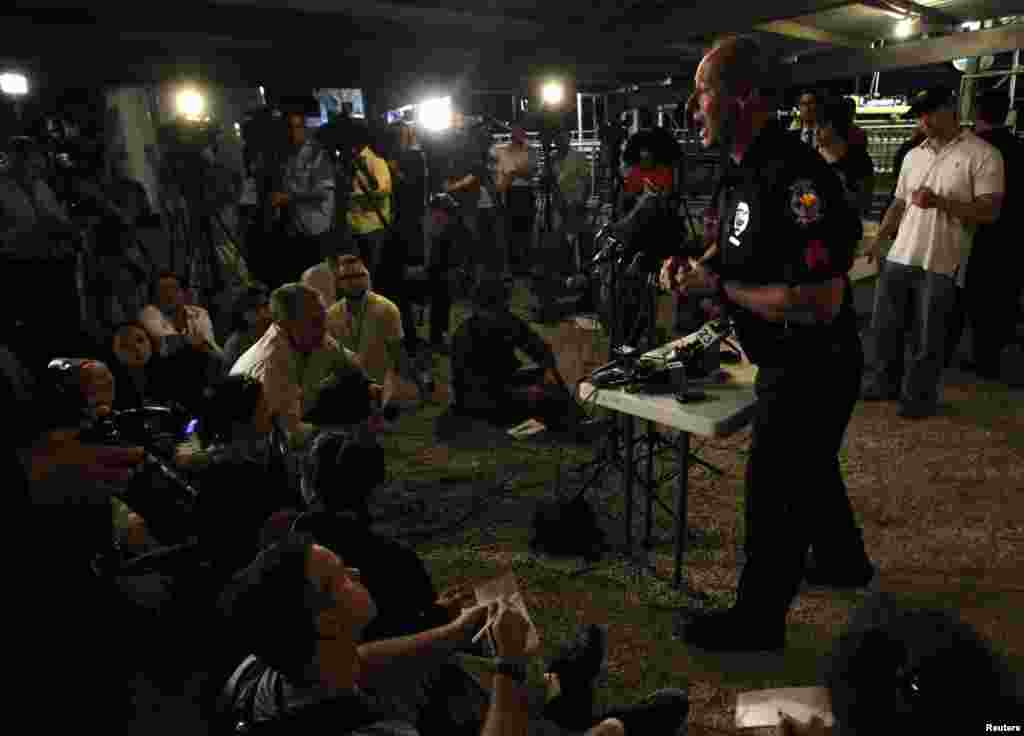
[669,37,874,651]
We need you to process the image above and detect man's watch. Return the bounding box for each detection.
[494,656,528,685]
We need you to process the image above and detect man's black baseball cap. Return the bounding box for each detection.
[904,87,956,118]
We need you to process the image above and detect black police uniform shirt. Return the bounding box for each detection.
[710,120,862,365]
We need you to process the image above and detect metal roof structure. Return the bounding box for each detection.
[1,1,1022,107]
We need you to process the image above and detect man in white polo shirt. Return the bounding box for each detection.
[863,87,1004,418]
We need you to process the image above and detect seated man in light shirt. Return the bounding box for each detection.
[326,254,419,406]
[230,282,382,448]
[138,271,223,359]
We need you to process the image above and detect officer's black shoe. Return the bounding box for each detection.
[680,608,785,652]
[897,401,937,420]
[860,385,899,401]
[602,688,690,736]
[804,561,876,589]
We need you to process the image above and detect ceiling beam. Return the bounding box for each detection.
[857,0,961,26]
[783,24,1024,85]
[755,19,867,47]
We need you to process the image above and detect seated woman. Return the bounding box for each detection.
[107,320,207,414]
[108,321,159,410]
[222,283,272,373]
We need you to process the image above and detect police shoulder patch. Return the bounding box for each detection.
[788,179,824,226]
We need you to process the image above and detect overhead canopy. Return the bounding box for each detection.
[1,1,1021,109]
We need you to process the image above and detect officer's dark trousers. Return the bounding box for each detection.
[738,324,868,619]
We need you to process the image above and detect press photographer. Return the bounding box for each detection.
[1,343,146,724]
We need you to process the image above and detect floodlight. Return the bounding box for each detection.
[542,81,564,107]
[418,96,452,131]
[0,72,29,97]
[176,87,206,120]
[893,17,917,39]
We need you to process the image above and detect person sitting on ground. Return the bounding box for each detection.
[139,270,224,360]
[326,253,420,405]
[230,282,382,448]
[175,374,296,575]
[260,509,450,642]
[447,275,572,432]
[46,355,159,552]
[111,312,209,415]
[222,283,273,373]
[216,531,689,736]
[107,321,163,411]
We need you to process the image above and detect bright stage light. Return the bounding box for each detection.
[893,17,917,39]
[0,72,29,97]
[176,87,206,120]
[541,81,564,107]
[418,96,452,131]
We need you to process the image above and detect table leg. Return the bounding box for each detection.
[645,420,655,547]
[674,431,691,590]
[622,412,635,552]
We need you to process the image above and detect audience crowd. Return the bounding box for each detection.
[2,71,1021,735]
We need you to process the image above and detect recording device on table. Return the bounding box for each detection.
[589,317,734,403]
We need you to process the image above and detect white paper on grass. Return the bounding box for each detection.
[472,572,541,653]
[508,419,546,438]
[734,687,835,729]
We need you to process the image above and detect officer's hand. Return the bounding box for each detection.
[659,257,681,292]
[678,258,718,295]
[270,192,290,208]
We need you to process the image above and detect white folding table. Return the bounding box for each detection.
[579,360,757,588]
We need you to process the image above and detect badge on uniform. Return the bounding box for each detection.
[730,201,750,246]
[788,180,823,227]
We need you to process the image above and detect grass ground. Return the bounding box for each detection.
[373,280,1024,735]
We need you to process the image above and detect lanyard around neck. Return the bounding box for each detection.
[346,293,370,350]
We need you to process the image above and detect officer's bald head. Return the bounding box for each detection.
[700,36,762,98]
